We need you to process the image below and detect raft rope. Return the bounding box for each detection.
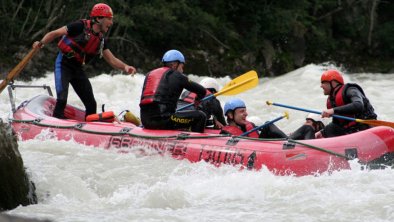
[9,118,350,160]
[288,139,351,160]
[233,136,350,160]
[9,118,229,140]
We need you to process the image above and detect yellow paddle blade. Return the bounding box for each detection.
[0,47,40,94]
[356,119,394,128]
[124,111,141,126]
[214,70,259,97]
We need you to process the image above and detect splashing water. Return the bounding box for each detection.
[1,64,394,222]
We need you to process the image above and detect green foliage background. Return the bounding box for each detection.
[1,0,393,80]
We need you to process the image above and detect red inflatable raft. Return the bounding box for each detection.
[10,95,394,176]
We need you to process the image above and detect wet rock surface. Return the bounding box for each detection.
[0,119,37,211]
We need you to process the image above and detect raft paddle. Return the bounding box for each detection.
[177,70,259,111]
[240,112,289,136]
[0,46,41,94]
[266,101,394,128]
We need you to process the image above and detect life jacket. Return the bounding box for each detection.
[327,83,377,128]
[180,89,211,104]
[86,111,115,122]
[140,67,172,105]
[57,19,104,64]
[222,121,259,138]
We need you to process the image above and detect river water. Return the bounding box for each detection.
[1,64,393,222]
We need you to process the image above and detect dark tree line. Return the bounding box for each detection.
[1,0,393,80]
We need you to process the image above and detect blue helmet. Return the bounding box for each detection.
[162,49,185,63]
[224,98,246,115]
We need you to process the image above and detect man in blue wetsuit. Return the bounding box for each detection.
[33,3,136,119]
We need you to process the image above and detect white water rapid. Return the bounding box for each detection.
[1,64,393,222]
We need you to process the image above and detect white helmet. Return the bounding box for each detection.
[200,77,220,92]
[306,113,323,122]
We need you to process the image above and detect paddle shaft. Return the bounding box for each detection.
[240,115,286,136]
[269,102,356,122]
[177,72,257,111]
[0,47,40,94]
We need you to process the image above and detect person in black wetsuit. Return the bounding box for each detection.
[139,49,207,133]
[177,77,226,129]
[32,3,136,119]
[220,98,287,138]
[315,69,377,138]
[289,113,325,140]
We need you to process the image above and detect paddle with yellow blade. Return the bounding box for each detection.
[240,112,289,137]
[0,46,41,94]
[266,101,394,128]
[177,70,259,111]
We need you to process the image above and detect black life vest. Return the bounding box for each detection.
[222,121,259,138]
[57,19,104,64]
[140,67,171,105]
[327,83,377,127]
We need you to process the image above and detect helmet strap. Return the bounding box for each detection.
[164,61,180,70]
[226,111,234,120]
[330,81,342,96]
[91,17,98,24]
[329,82,337,96]
[174,62,182,70]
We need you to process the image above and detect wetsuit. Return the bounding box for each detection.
[53,19,106,119]
[321,83,377,138]
[289,125,315,140]
[140,67,207,132]
[258,123,288,139]
[177,90,226,128]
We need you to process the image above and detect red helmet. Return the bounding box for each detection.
[321,69,344,84]
[90,3,113,18]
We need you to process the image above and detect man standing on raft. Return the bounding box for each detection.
[32,3,136,119]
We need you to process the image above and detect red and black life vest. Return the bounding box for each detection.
[222,121,259,138]
[327,84,346,109]
[57,19,103,64]
[180,89,211,104]
[327,83,377,127]
[140,67,171,105]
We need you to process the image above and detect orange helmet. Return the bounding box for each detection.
[90,3,113,18]
[321,69,344,84]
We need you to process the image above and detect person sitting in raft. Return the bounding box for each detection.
[177,77,226,129]
[316,69,377,138]
[288,113,325,140]
[220,98,287,138]
[139,50,207,133]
